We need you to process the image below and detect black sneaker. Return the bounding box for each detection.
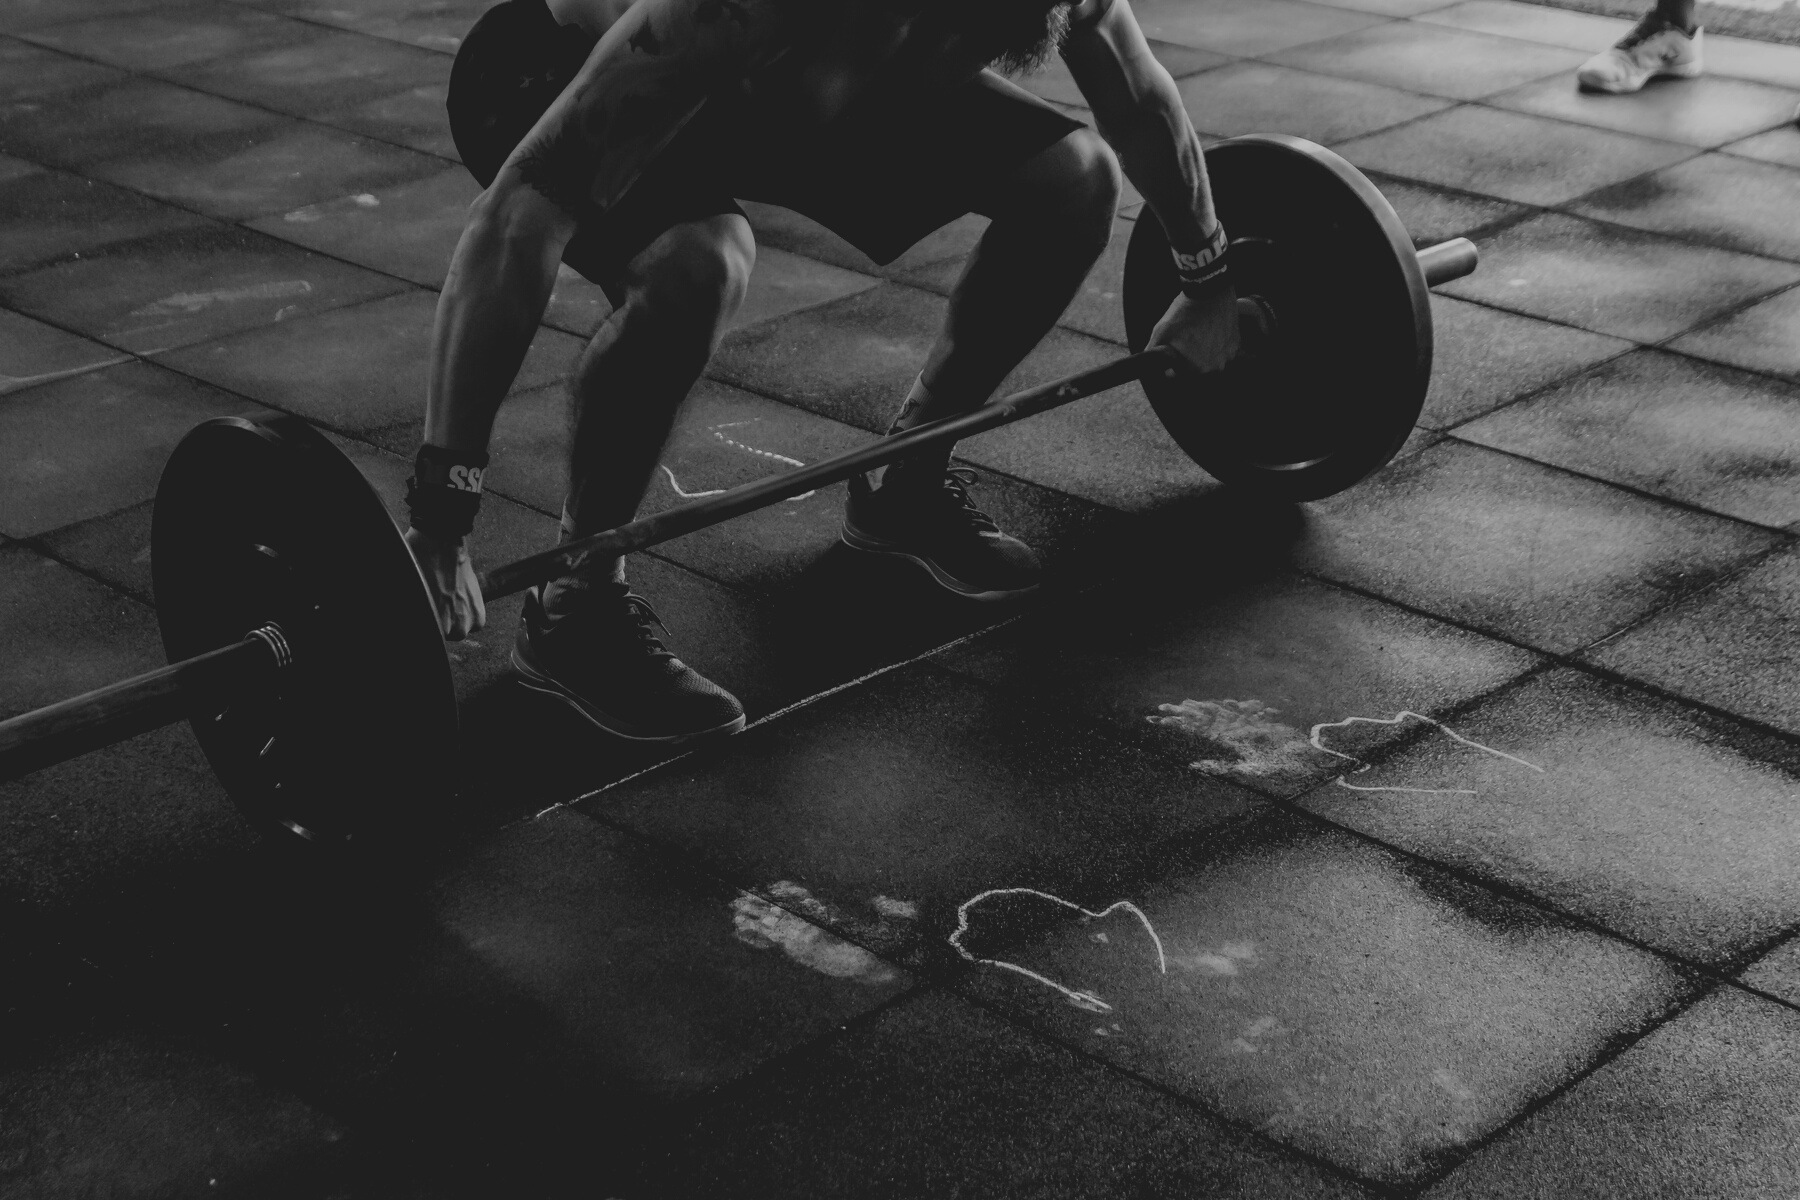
[511,583,746,743]
[841,466,1042,601]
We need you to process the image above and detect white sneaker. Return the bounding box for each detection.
[1577,18,1704,94]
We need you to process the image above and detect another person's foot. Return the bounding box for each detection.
[512,582,746,743]
[841,465,1042,601]
[1577,15,1703,93]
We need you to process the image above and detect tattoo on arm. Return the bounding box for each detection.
[515,117,604,219]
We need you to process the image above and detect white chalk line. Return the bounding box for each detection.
[951,888,1167,1014]
[658,464,726,499]
[1309,711,1543,796]
[657,422,817,502]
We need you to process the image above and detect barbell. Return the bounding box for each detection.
[0,134,1478,848]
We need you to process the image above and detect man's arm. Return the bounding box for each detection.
[1059,0,1239,376]
[1058,0,1214,250]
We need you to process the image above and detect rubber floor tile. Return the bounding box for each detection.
[0,224,408,355]
[1176,62,1455,146]
[958,814,1693,1186]
[34,499,154,604]
[0,307,131,396]
[1267,22,1588,101]
[1459,349,1800,527]
[1667,282,1800,380]
[19,4,313,73]
[1307,0,1462,14]
[1573,152,1800,262]
[649,990,1372,1200]
[1301,668,1800,965]
[1292,439,1781,653]
[583,663,1267,967]
[1336,105,1697,207]
[1364,173,1532,247]
[157,291,580,434]
[0,0,169,34]
[312,79,460,160]
[937,572,1536,800]
[0,35,127,99]
[178,26,450,118]
[1705,33,1800,89]
[1131,0,1391,58]
[0,1030,353,1198]
[1587,541,1800,738]
[1488,74,1800,150]
[97,122,451,223]
[1414,0,1630,49]
[1423,988,1800,1199]
[422,808,914,1102]
[1740,937,1800,1006]
[1724,126,1800,171]
[0,75,284,172]
[0,361,270,539]
[1437,212,1800,342]
[245,165,481,288]
[1422,295,1633,429]
[242,0,491,55]
[0,544,163,717]
[0,165,211,275]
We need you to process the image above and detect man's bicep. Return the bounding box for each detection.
[1060,0,1174,129]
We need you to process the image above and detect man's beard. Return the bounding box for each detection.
[976,0,1073,75]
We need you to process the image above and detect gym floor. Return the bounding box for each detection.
[4,0,1800,1196]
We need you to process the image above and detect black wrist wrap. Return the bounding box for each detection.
[405,445,489,541]
[1171,222,1230,298]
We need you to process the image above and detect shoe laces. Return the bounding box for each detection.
[934,467,1000,534]
[548,582,675,659]
[1618,13,1687,50]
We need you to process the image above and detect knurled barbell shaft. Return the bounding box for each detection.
[0,237,1478,783]
[0,635,280,782]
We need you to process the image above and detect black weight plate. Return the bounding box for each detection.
[1123,134,1431,502]
[151,415,456,847]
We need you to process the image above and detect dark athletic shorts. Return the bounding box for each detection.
[447,0,1086,300]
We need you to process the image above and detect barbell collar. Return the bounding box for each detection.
[1417,237,1478,288]
[0,625,290,783]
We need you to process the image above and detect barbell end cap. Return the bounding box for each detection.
[1416,237,1479,288]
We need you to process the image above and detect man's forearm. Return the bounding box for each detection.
[1101,74,1218,249]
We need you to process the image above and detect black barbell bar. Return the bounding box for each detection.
[0,234,1477,788]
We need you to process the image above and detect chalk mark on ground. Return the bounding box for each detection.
[1310,710,1544,795]
[951,888,1167,1013]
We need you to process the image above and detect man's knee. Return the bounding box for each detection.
[467,173,579,253]
[1013,128,1122,237]
[627,215,756,339]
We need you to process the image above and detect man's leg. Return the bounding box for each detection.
[545,212,755,605]
[841,126,1119,601]
[511,213,754,743]
[893,127,1121,463]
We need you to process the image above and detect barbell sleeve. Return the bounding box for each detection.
[1417,238,1478,288]
[0,628,287,783]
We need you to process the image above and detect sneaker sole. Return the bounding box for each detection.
[1579,59,1703,93]
[510,649,747,744]
[839,523,1039,603]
